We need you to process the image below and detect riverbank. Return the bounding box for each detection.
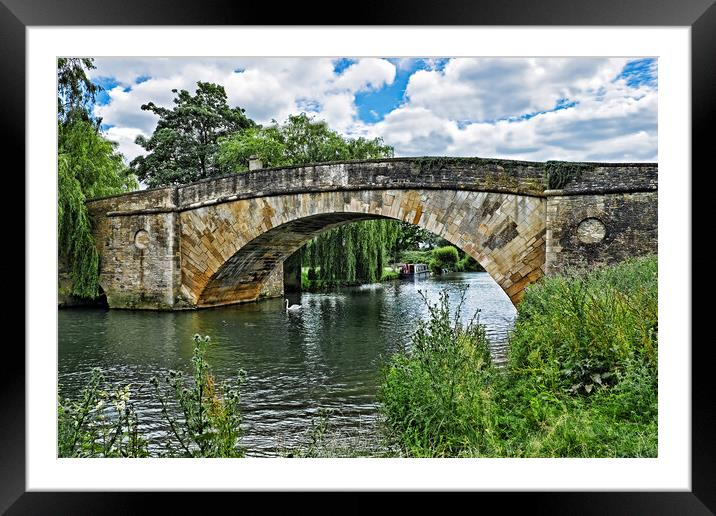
[58,257,657,457]
[58,272,515,456]
[300,266,399,291]
[379,256,658,457]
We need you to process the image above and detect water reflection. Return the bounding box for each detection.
[59,272,516,456]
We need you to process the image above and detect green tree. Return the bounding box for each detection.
[430,245,460,274]
[131,82,255,187]
[303,218,402,284]
[218,125,288,170]
[387,222,446,262]
[218,113,393,171]
[220,113,398,284]
[57,57,101,125]
[57,57,138,299]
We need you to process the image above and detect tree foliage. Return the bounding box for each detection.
[131,82,255,187]
[57,57,101,125]
[57,57,138,299]
[303,219,402,284]
[392,222,446,255]
[221,113,399,284]
[431,245,460,273]
[218,113,393,171]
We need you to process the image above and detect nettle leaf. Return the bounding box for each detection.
[584,384,593,394]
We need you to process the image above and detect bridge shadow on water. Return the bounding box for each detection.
[59,271,515,456]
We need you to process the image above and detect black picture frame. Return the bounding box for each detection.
[4,0,711,512]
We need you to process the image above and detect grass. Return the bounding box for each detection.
[301,266,400,290]
[378,289,497,456]
[59,256,657,458]
[378,255,658,457]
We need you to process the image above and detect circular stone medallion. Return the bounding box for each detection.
[576,218,606,244]
[134,229,150,249]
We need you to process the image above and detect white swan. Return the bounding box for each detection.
[285,299,302,311]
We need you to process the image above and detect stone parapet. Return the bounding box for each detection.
[87,186,177,215]
[176,158,549,208]
[81,157,658,310]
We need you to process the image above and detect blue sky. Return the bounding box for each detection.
[353,59,450,123]
[616,58,657,88]
[87,57,657,164]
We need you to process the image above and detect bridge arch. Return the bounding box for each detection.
[179,188,547,307]
[85,157,657,310]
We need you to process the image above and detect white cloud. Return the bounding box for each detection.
[404,58,630,123]
[319,93,358,132]
[104,126,147,162]
[331,58,395,93]
[370,107,456,155]
[91,57,398,160]
[367,59,656,162]
[89,57,657,166]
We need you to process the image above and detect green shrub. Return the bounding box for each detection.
[457,254,484,272]
[432,246,459,270]
[494,256,659,457]
[151,334,246,457]
[378,288,497,456]
[58,368,147,457]
[378,256,658,458]
[381,269,399,281]
[398,249,433,265]
[508,256,657,395]
[401,247,483,273]
[428,245,461,274]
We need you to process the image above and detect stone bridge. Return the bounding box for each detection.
[85,157,657,310]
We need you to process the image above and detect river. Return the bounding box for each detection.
[58,272,517,456]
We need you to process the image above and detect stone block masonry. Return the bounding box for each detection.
[545,191,658,274]
[81,157,657,310]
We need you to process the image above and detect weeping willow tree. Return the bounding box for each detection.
[220,113,401,284]
[303,220,401,284]
[58,58,138,299]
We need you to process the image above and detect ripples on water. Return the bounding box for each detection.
[58,272,516,456]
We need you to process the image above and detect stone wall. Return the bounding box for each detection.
[556,163,658,193]
[176,158,548,208]
[259,264,285,299]
[87,208,182,310]
[87,186,177,214]
[178,189,546,307]
[545,191,658,274]
[82,157,658,310]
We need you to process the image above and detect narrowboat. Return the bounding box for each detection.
[399,263,430,279]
